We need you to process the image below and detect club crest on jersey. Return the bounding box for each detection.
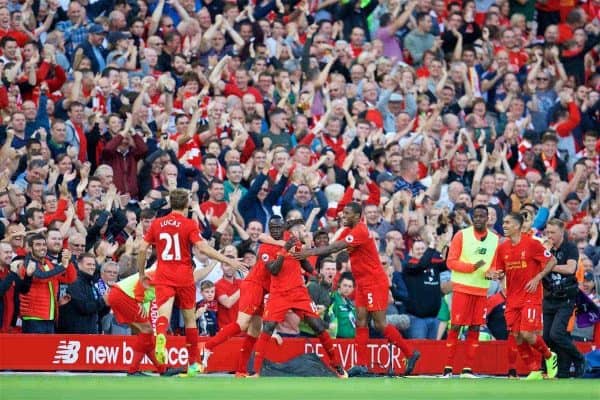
[345,235,354,243]
[261,254,269,262]
[544,250,551,258]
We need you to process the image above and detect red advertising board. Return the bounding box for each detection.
[0,334,594,374]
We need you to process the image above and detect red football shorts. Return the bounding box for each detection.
[238,280,265,316]
[505,302,543,333]
[354,282,388,312]
[263,287,318,322]
[154,283,196,310]
[108,287,149,325]
[450,291,487,326]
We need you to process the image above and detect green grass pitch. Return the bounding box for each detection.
[1,375,599,400]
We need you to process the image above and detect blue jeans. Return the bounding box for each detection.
[22,319,55,334]
[406,315,438,339]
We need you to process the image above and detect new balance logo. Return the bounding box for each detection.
[53,340,80,364]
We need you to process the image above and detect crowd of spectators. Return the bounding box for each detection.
[0,0,598,342]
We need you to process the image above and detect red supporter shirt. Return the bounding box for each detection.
[174,133,203,169]
[200,200,228,228]
[340,222,388,286]
[144,212,202,287]
[223,83,263,103]
[247,243,278,292]
[215,277,240,327]
[495,234,553,307]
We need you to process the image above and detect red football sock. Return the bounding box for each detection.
[128,334,147,374]
[140,333,165,373]
[445,329,459,369]
[252,332,271,374]
[318,331,341,367]
[156,316,169,336]
[383,324,413,358]
[464,330,479,370]
[531,336,552,359]
[517,342,538,371]
[185,328,199,365]
[507,335,518,370]
[206,322,242,351]
[355,327,370,367]
[236,334,257,374]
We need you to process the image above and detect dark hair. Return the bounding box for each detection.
[345,202,362,216]
[338,271,355,286]
[473,204,489,215]
[507,212,524,227]
[416,12,430,24]
[25,207,43,221]
[209,179,224,188]
[27,232,46,248]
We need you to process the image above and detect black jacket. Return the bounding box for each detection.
[402,248,446,318]
[0,270,32,330]
[58,271,108,334]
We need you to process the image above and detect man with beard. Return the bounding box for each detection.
[201,216,283,376]
[253,218,348,378]
[19,233,76,333]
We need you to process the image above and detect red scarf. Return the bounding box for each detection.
[73,123,88,162]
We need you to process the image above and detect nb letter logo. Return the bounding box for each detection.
[53,340,80,364]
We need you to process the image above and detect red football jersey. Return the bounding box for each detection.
[269,249,305,294]
[215,277,241,328]
[247,243,278,292]
[144,212,202,286]
[340,222,388,285]
[496,234,553,306]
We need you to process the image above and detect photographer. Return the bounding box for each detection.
[543,218,585,378]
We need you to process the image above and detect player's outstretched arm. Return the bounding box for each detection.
[299,259,314,274]
[193,260,218,282]
[292,240,348,260]
[195,240,249,272]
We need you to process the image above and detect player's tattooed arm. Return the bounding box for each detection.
[266,256,285,276]
[299,259,314,274]
[292,240,348,260]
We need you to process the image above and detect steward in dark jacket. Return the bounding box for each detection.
[58,254,108,334]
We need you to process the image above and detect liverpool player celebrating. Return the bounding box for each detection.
[106,264,217,376]
[201,216,282,376]
[252,217,347,378]
[137,188,247,377]
[293,202,420,376]
[444,205,499,378]
[495,212,558,380]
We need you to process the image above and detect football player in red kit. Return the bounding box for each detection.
[252,217,347,378]
[137,188,247,377]
[293,202,420,376]
[201,216,282,376]
[494,212,558,380]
